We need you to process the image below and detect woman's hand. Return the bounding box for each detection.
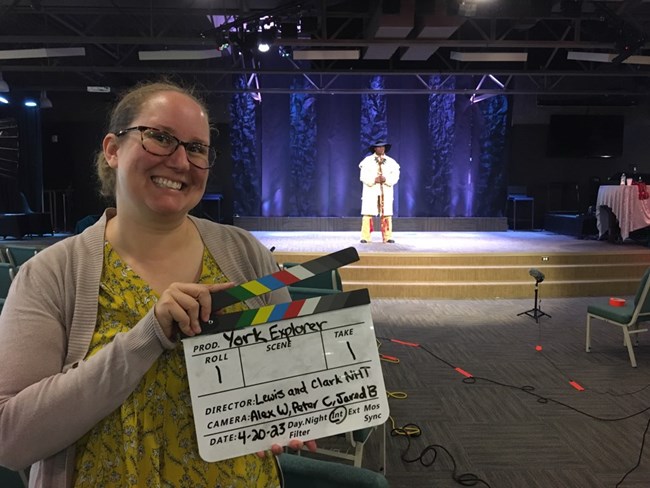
[256,439,318,458]
[154,282,234,340]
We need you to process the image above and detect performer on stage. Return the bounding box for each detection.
[359,141,400,243]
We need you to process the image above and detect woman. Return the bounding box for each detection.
[0,80,312,487]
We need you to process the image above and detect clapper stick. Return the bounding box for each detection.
[201,288,370,335]
[201,246,360,326]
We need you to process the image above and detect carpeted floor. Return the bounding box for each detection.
[301,296,650,488]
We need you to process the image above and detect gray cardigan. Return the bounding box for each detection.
[0,209,290,487]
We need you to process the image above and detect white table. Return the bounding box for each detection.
[596,185,650,240]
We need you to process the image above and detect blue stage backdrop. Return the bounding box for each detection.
[230,74,508,218]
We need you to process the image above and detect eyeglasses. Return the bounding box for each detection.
[116,126,217,169]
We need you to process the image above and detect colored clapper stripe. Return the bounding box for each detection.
[201,289,371,335]
[209,246,360,312]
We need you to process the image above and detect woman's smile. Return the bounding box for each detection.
[151,176,185,191]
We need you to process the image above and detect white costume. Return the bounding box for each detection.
[359,154,400,216]
[359,148,400,243]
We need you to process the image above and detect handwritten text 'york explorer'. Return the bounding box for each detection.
[192,320,328,353]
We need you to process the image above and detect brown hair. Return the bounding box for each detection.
[94,79,210,199]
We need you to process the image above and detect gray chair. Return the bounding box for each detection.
[586,267,650,367]
[0,262,13,313]
[0,262,12,291]
[4,246,39,268]
[0,466,27,487]
[282,262,343,300]
[311,423,386,472]
[279,452,389,488]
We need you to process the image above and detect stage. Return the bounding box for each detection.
[251,230,650,300]
[252,229,633,254]
[4,227,649,300]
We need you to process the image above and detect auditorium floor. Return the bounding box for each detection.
[301,295,650,488]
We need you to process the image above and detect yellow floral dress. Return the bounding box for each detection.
[73,242,281,488]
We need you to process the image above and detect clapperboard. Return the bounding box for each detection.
[182,247,390,462]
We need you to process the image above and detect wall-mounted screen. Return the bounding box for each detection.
[546,114,624,158]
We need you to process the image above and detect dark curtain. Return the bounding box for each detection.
[288,78,317,216]
[229,75,260,216]
[475,95,509,217]
[234,75,509,218]
[320,94,361,216]
[360,76,387,154]
[425,75,456,216]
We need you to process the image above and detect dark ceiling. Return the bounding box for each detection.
[2,0,650,100]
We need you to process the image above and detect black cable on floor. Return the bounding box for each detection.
[392,424,492,488]
[616,416,650,487]
[379,337,650,486]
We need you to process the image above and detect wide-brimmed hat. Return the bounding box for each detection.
[369,141,391,153]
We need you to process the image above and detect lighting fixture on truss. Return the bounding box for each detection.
[0,72,8,92]
[469,74,508,104]
[39,90,52,109]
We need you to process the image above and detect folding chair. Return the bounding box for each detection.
[0,262,12,313]
[282,262,343,300]
[0,465,27,487]
[279,452,388,488]
[0,263,11,289]
[311,422,387,473]
[4,246,39,268]
[586,268,650,367]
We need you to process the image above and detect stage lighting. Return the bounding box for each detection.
[39,90,52,109]
[258,42,271,53]
[612,35,646,64]
[278,45,292,58]
[257,27,277,53]
[0,72,9,92]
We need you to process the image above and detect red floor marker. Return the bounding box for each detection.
[535,345,543,351]
[455,367,473,378]
[569,380,585,391]
[391,339,420,348]
[380,354,399,361]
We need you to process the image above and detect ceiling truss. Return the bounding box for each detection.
[1,0,650,97]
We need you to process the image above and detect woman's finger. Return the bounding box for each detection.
[155,282,233,338]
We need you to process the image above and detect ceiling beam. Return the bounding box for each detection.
[0,35,629,50]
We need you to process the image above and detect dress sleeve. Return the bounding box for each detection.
[0,256,167,470]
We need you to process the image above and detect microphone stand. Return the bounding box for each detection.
[376,156,387,237]
[517,279,551,323]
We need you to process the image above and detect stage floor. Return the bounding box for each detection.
[3,229,647,257]
[252,230,647,255]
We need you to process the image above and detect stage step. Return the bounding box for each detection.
[272,251,650,299]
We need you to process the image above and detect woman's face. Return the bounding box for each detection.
[105,90,211,220]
